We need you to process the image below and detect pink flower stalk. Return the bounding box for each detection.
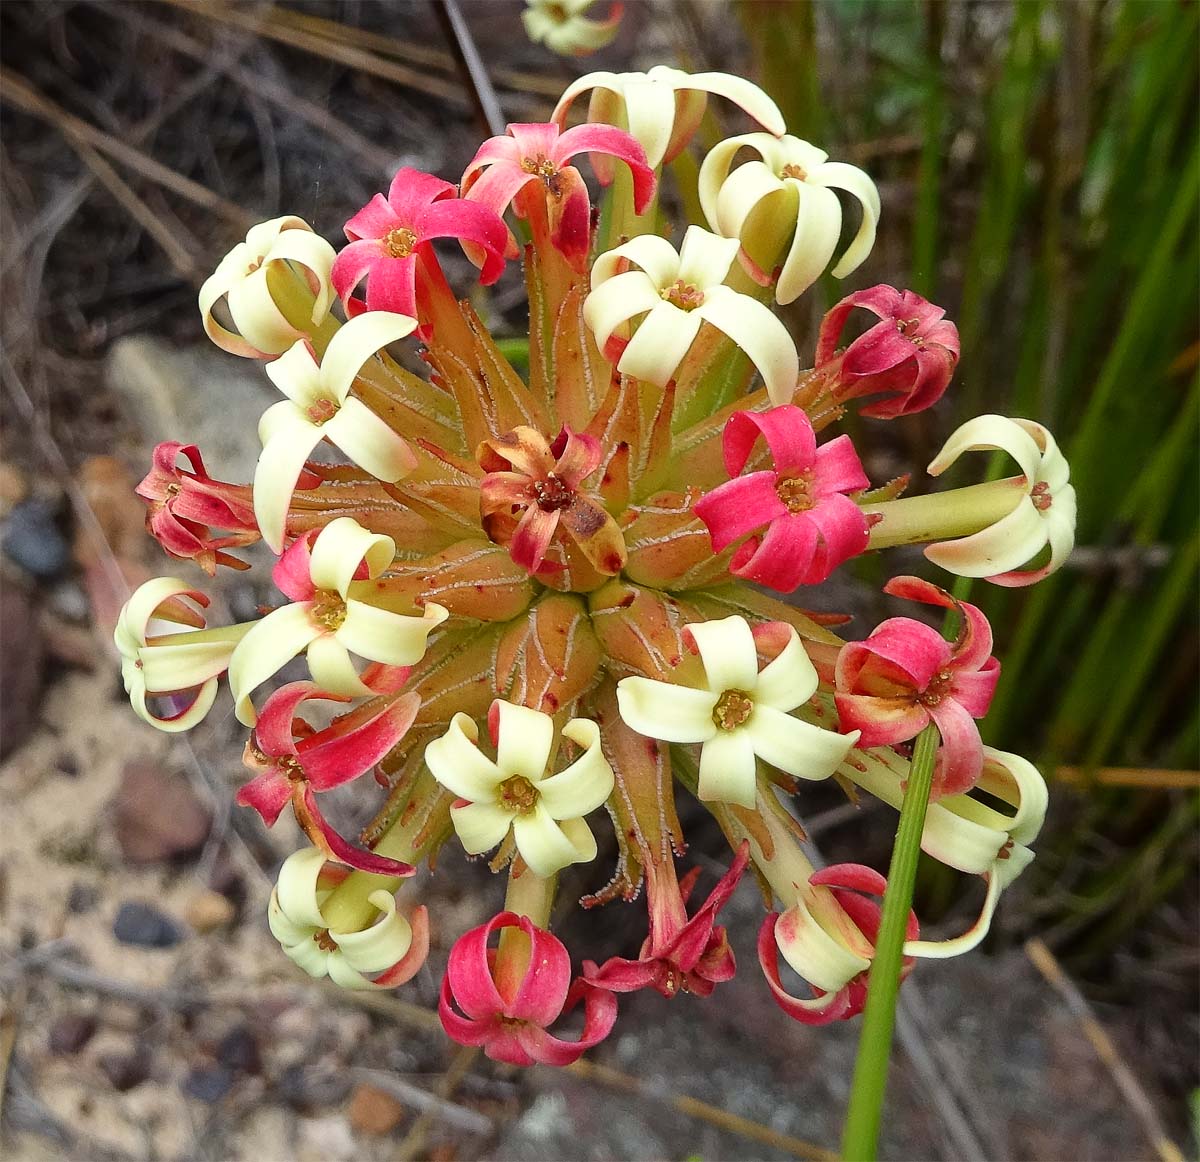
[758,864,918,1024]
[136,442,261,574]
[331,168,508,327]
[239,682,420,875]
[815,285,960,419]
[478,425,626,576]
[585,842,749,998]
[439,912,617,1066]
[461,122,654,268]
[693,405,871,590]
[834,576,1000,798]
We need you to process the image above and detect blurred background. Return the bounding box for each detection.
[1,2,1196,1159]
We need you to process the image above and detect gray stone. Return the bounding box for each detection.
[0,497,68,578]
[105,335,276,480]
[112,900,185,948]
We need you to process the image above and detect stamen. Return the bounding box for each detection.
[310,589,347,631]
[713,689,754,731]
[781,163,808,181]
[919,669,953,708]
[896,317,925,345]
[775,471,815,513]
[383,227,418,259]
[306,397,340,425]
[661,279,705,311]
[498,774,539,815]
[313,928,338,952]
[532,473,575,512]
[1031,481,1053,511]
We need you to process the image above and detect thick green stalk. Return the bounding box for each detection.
[840,722,939,1162]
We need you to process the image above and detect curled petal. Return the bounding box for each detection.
[616,676,719,744]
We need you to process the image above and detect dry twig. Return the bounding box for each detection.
[1025,937,1184,1162]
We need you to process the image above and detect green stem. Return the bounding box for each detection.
[841,722,939,1162]
[863,478,1024,550]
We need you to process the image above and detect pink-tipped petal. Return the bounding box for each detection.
[300,692,420,790]
[508,922,573,1025]
[344,193,398,241]
[295,787,416,876]
[272,531,318,602]
[722,406,816,478]
[730,515,819,591]
[813,435,871,496]
[387,167,456,218]
[371,905,431,987]
[693,471,785,552]
[446,916,509,1020]
[833,692,930,746]
[234,769,293,826]
[927,699,985,797]
[757,915,852,1025]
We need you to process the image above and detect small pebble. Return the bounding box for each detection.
[112,900,185,949]
[216,1025,261,1075]
[48,1013,97,1055]
[348,1082,406,1136]
[185,888,236,933]
[1,498,69,578]
[67,882,99,914]
[99,1047,151,1092]
[183,1064,234,1103]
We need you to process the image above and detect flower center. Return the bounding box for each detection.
[662,279,705,311]
[918,669,953,708]
[313,928,338,952]
[896,316,925,345]
[521,155,560,183]
[713,689,754,731]
[781,163,808,181]
[775,471,815,513]
[278,755,306,783]
[1030,480,1053,511]
[165,481,182,497]
[498,774,539,815]
[532,472,575,512]
[310,589,347,631]
[383,227,418,259]
[306,397,340,425]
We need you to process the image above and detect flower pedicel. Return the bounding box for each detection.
[117,67,1075,1053]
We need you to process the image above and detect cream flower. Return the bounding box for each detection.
[199,216,335,358]
[553,65,785,172]
[584,226,798,402]
[925,415,1077,586]
[115,577,245,733]
[522,0,621,56]
[268,847,427,990]
[616,615,859,808]
[255,311,419,552]
[228,517,447,726]
[699,133,880,303]
[425,701,615,878]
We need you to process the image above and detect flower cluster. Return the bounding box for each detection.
[117,63,1074,1059]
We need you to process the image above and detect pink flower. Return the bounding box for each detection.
[461,122,654,268]
[331,168,508,326]
[136,442,261,574]
[478,425,626,576]
[239,681,420,875]
[693,405,871,590]
[585,842,749,999]
[815,285,960,419]
[758,863,919,1024]
[834,576,1000,798]
[439,912,617,1066]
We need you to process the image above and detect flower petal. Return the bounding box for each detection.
[695,286,798,405]
[536,718,614,818]
[451,799,514,855]
[685,614,760,693]
[696,728,758,807]
[512,806,583,877]
[747,705,857,781]
[426,713,504,801]
[752,627,818,712]
[616,676,718,744]
[229,604,323,726]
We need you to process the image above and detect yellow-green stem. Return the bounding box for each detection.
[863,478,1024,550]
[318,811,424,934]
